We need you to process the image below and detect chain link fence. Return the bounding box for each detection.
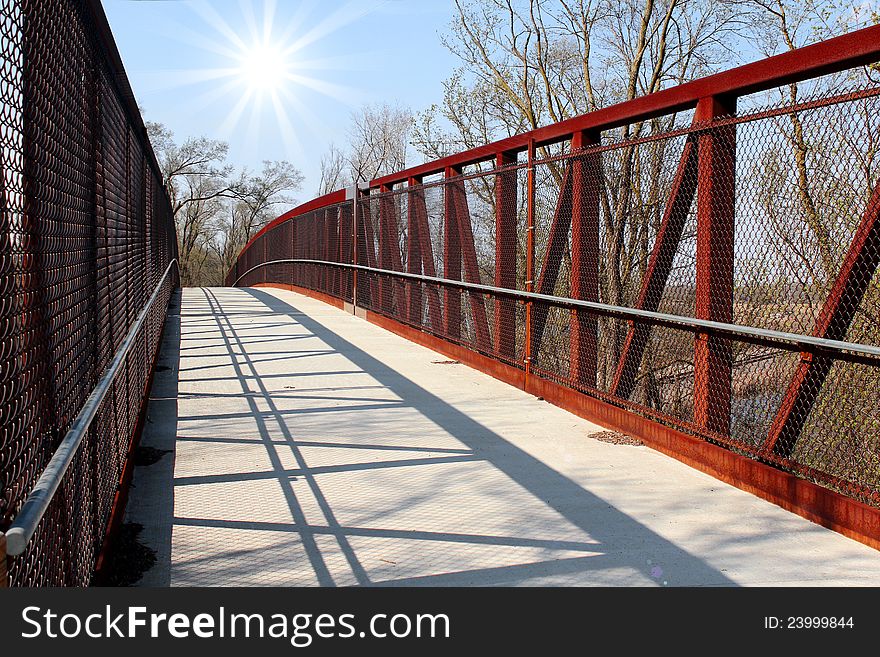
[0,0,178,586]
[231,44,880,513]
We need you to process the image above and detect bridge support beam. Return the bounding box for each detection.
[325,207,338,296]
[357,189,377,307]
[524,139,536,377]
[406,177,423,324]
[569,131,601,388]
[764,177,880,458]
[378,184,404,315]
[694,96,736,436]
[443,167,462,339]
[611,132,699,399]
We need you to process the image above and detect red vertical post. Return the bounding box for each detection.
[351,191,358,304]
[569,130,601,388]
[378,185,391,312]
[309,215,317,289]
[262,233,268,284]
[444,166,462,339]
[359,192,377,307]
[495,151,518,358]
[694,96,736,435]
[339,202,352,300]
[375,188,386,311]
[407,176,424,324]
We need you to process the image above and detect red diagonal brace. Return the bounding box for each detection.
[448,171,491,350]
[530,163,574,360]
[408,177,443,330]
[763,177,880,457]
[379,184,405,314]
[610,131,700,399]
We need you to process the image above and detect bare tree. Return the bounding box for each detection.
[210,161,304,282]
[147,122,303,286]
[347,103,414,183]
[146,122,236,285]
[318,143,349,195]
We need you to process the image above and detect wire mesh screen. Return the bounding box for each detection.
[0,0,178,586]
[232,74,880,508]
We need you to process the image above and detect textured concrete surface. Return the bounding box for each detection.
[124,286,880,586]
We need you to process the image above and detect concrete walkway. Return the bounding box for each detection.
[125,287,880,586]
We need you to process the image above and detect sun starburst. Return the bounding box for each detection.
[147,0,376,163]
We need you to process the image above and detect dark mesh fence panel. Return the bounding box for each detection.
[0,0,178,586]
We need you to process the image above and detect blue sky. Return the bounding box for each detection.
[103,0,458,196]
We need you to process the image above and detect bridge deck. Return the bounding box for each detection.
[125,287,880,586]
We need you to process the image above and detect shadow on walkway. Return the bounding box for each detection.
[148,286,735,587]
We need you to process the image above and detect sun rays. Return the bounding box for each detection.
[147,0,378,163]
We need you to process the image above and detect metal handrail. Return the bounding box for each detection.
[234,258,880,365]
[2,259,179,557]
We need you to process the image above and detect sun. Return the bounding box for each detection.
[239,41,290,93]
[154,1,374,164]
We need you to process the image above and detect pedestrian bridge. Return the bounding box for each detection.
[2,1,880,587]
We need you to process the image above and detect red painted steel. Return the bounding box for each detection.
[764,177,880,457]
[530,163,573,360]
[569,131,601,387]
[359,191,378,305]
[406,178,423,324]
[450,171,491,351]
[228,26,880,552]
[494,151,518,358]
[693,96,736,434]
[408,177,443,330]
[524,139,536,377]
[610,134,699,399]
[241,189,347,258]
[369,24,880,189]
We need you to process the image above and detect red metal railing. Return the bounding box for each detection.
[228,25,880,548]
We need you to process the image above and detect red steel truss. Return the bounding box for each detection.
[228,25,880,550]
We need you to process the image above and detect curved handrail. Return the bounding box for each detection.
[2,259,179,557]
[232,258,880,365]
